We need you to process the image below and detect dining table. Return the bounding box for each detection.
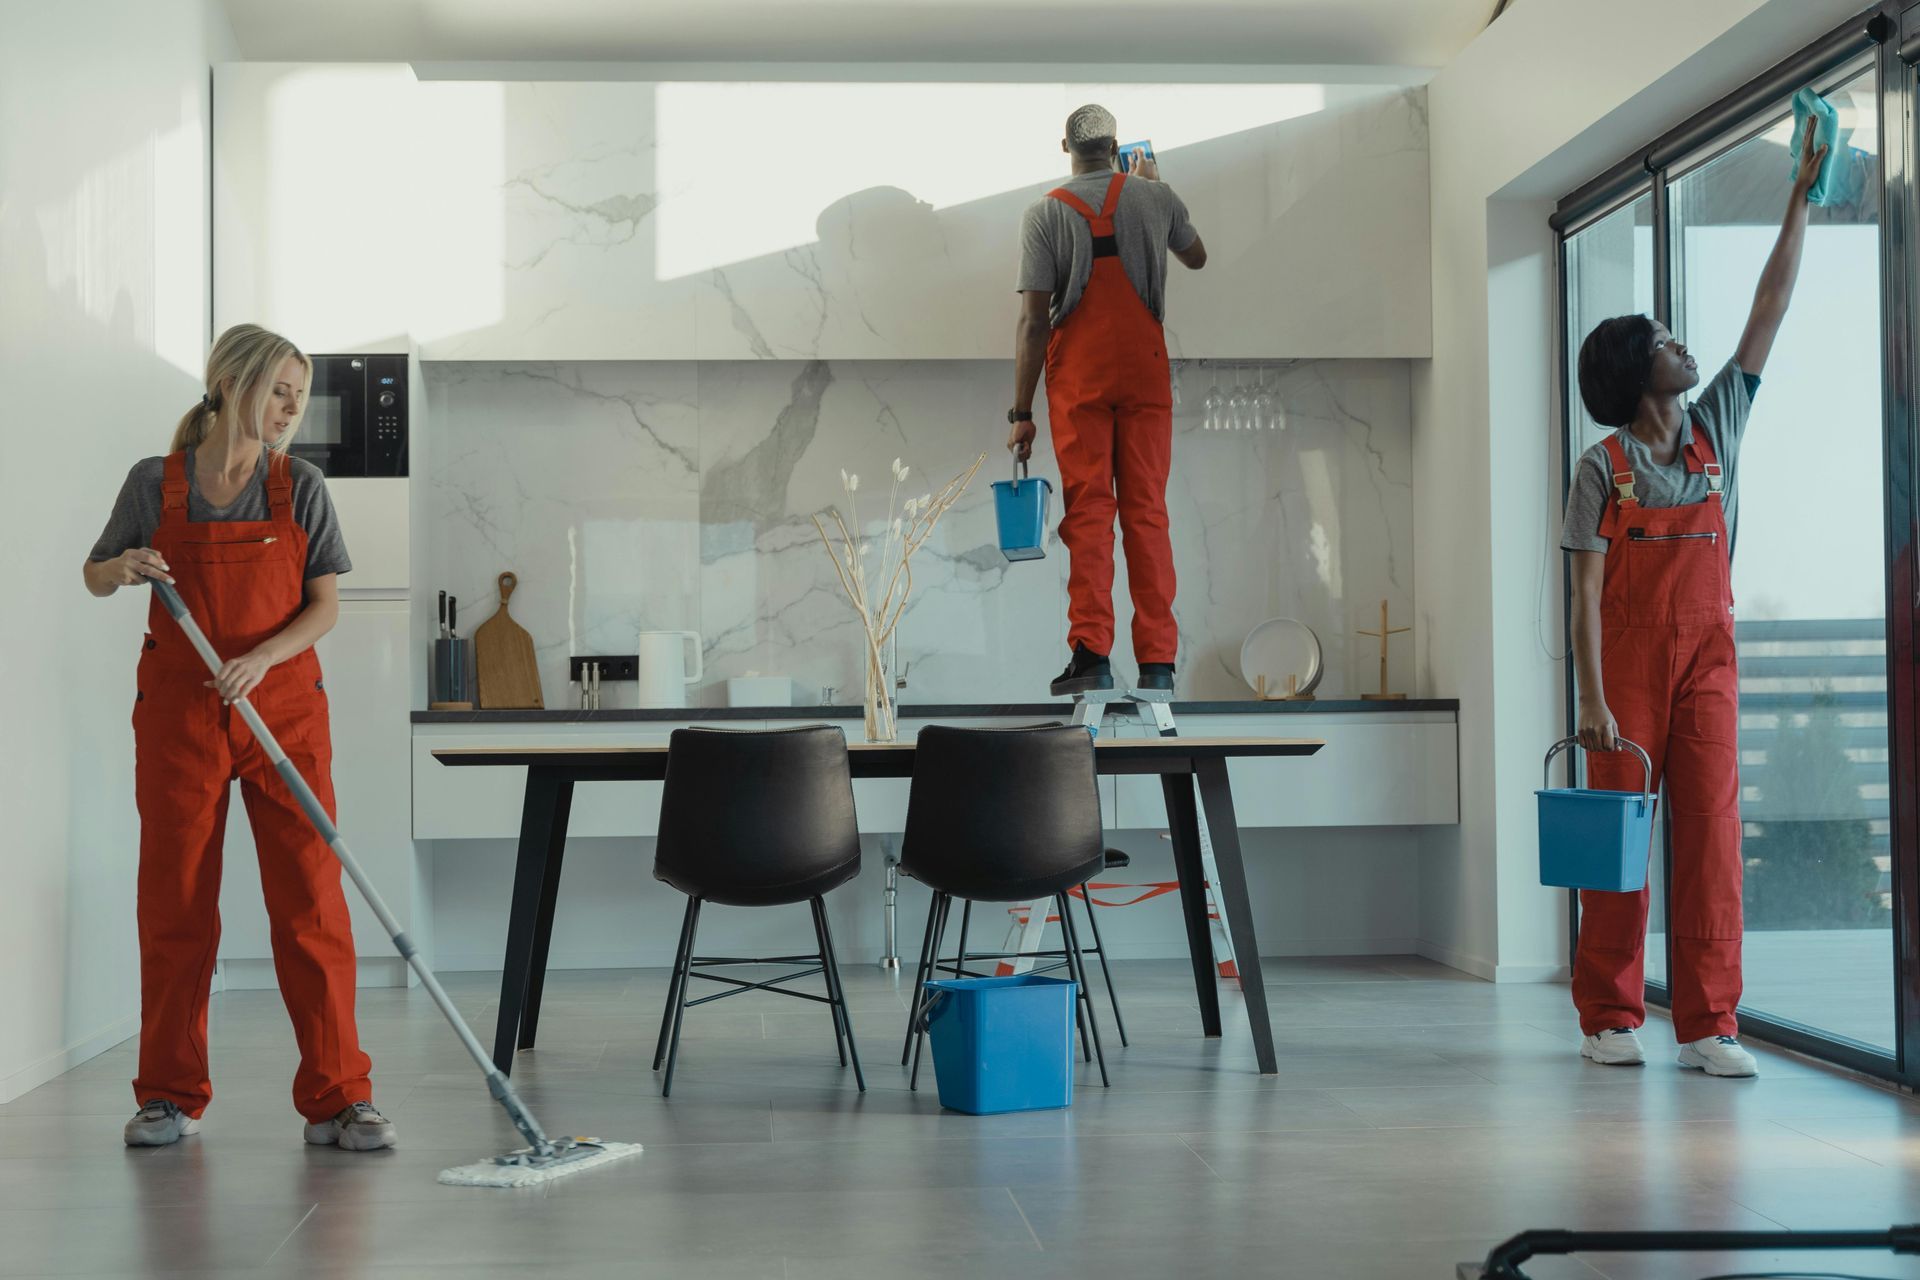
[432,733,1324,1076]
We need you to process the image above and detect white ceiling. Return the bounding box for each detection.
[218,0,1501,68]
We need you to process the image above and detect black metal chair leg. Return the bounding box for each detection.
[910,890,948,1059]
[910,893,951,1092]
[953,899,973,978]
[808,898,849,1066]
[661,898,704,1097]
[653,896,697,1070]
[1058,893,1109,1086]
[1078,883,1128,1047]
[816,897,866,1092]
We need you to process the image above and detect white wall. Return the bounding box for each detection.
[0,0,237,1101]
[1412,0,1865,981]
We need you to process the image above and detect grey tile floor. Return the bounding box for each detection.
[4,955,1920,1279]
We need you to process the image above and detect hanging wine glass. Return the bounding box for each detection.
[1249,363,1270,432]
[1169,359,1183,408]
[1228,364,1252,432]
[1202,363,1225,431]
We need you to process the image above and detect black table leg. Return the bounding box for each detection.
[1162,771,1223,1037]
[517,775,575,1051]
[492,767,573,1074]
[1195,757,1278,1075]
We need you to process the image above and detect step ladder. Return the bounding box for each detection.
[997,685,1238,981]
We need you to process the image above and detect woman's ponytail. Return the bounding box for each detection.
[169,391,221,453]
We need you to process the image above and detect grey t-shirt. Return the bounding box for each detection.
[1016,171,1199,327]
[1560,359,1759,554]
[89,447,352,581]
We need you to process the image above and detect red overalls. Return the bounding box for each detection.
[1043,172,1178,663]
[131,449,371,1122]
[1572,428,1743,1043]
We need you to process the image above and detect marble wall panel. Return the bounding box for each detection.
[412,80,1429,361]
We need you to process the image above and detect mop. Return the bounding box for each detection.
[149,580,640,1188]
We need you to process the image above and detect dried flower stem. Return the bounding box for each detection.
[812,452,986,741]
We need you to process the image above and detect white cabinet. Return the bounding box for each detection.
[1111,712,1458,829]
[217,600,418,985]
[213,63,419,352]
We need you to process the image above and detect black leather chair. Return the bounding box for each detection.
[899,723,1110,1088]
[651,726,864,1096]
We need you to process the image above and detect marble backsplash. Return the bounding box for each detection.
[423,358,1412,707]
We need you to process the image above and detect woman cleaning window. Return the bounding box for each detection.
[84,324,396,1150]
[1558,118,1826,1079]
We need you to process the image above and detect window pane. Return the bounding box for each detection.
[1566,194,1656,455]
[1669,66,1890,1051]
[1563,195,1666,985]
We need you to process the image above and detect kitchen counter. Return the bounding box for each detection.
[411,699,1459,724]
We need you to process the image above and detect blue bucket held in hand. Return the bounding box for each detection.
[993,458,1052,562]
[1537,736,1658,893]
[923,974,1077,1115]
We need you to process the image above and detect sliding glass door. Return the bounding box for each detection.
[1667,66,1893,1053]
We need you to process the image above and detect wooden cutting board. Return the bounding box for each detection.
[474,571,543,709]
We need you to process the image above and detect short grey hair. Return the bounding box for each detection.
[1065,104,1117,159]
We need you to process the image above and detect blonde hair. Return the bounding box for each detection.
[170,324,312,454]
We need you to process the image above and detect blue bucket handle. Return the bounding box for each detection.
[1010,456,1031,489]
[1544,736,1653,804]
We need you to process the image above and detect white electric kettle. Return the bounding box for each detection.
[636,630,703,708]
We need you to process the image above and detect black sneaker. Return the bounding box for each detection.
[1136,663,1175,695]
[1049,645,1113,697]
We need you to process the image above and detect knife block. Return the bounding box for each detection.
[430,637,473,711]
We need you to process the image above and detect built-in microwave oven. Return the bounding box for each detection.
[291,354,408,477]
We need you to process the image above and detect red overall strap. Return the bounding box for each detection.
[1600,433,1638,504]
[1046,173,1128,241]
[1683,428,1725,501]
[160,451,191,523]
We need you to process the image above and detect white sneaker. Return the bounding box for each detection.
[1580,1026,1647,1066]
[303,1100,399,1151]
[124,1099,200,1146]
[1678,1035,1759,1078]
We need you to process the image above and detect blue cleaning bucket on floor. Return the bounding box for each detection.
[992,459,1052,562]
[923,974,1077,1115]
[1537,736,1658,892]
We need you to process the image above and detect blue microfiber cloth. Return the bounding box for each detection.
[1790,86,1853,207]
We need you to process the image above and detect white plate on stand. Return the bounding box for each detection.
[1240,618,1322,698]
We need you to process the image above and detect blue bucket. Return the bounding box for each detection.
[992,460,1052,562]
[1537,736,1658,892]
[923,974,1077,1115]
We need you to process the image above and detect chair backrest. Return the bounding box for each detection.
[900,723,1105,901]
[654,725,861,901]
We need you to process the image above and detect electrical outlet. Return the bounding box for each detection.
[569,654,639,682]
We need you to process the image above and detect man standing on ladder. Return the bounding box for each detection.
[992,109,1231,984]
[1007,104,1207,698]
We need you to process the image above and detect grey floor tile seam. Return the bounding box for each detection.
[1770,1116,1896,1167]
[1006,1186,1044,1251]
[1173,1133,1227,1179]
[261,1201,318,1268]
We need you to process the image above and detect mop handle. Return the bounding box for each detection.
[146,580,556,1154]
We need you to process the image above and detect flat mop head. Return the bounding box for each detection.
[437,1137,642,1189]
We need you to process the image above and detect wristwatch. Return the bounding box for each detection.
[1007,409,1033,424]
